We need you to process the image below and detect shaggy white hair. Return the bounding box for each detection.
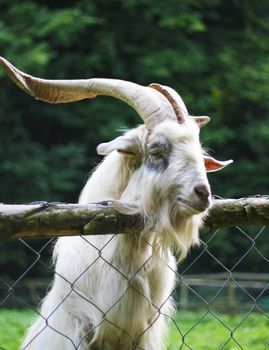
[22,119,215,350]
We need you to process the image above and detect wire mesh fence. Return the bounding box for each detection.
[0,210,269,349]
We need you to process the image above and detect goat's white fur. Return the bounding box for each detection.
[22,119,212,350]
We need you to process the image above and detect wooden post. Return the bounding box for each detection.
[180,284,189,309]
[227,282,237,312]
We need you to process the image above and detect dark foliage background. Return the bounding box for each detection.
[0,0,268,278]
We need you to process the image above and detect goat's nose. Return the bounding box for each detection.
[194,185,210,201]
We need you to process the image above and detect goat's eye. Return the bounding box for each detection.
[148,140,171,158]
[148,148,164,158]
[146,138,171,171]
[146,140,171,171]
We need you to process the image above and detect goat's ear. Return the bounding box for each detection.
[191,116,210,128]
[97,136,137,156]
[204,156,233,172]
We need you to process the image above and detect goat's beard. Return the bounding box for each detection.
[118,162,206,261]
[141,197,205,261]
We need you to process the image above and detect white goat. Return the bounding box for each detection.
[0,57,232,350]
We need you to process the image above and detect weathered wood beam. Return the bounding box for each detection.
[205,197,269,230]
[0,197,268,239]
[0,201,142,239]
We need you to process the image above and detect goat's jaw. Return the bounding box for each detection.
[177,196,211,214]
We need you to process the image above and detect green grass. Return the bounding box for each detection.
[167,311,269,350]
[0,309,268,349]
[0,309,34,350]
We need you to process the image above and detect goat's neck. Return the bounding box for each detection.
[79,151,133,204]
[78,151,155,272]
[112,230,159,275]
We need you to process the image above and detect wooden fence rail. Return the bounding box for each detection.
[0,197,269,239]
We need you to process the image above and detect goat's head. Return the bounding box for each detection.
[0,57,233,258]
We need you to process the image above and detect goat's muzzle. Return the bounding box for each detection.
[178,184,211,213]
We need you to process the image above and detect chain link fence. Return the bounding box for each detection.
[0,207,269,349]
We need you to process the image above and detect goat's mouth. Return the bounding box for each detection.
[177,197,210,213]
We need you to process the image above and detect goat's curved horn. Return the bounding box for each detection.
[0,57,176,129]
[149,84,211,128]
[148,83,188,124]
